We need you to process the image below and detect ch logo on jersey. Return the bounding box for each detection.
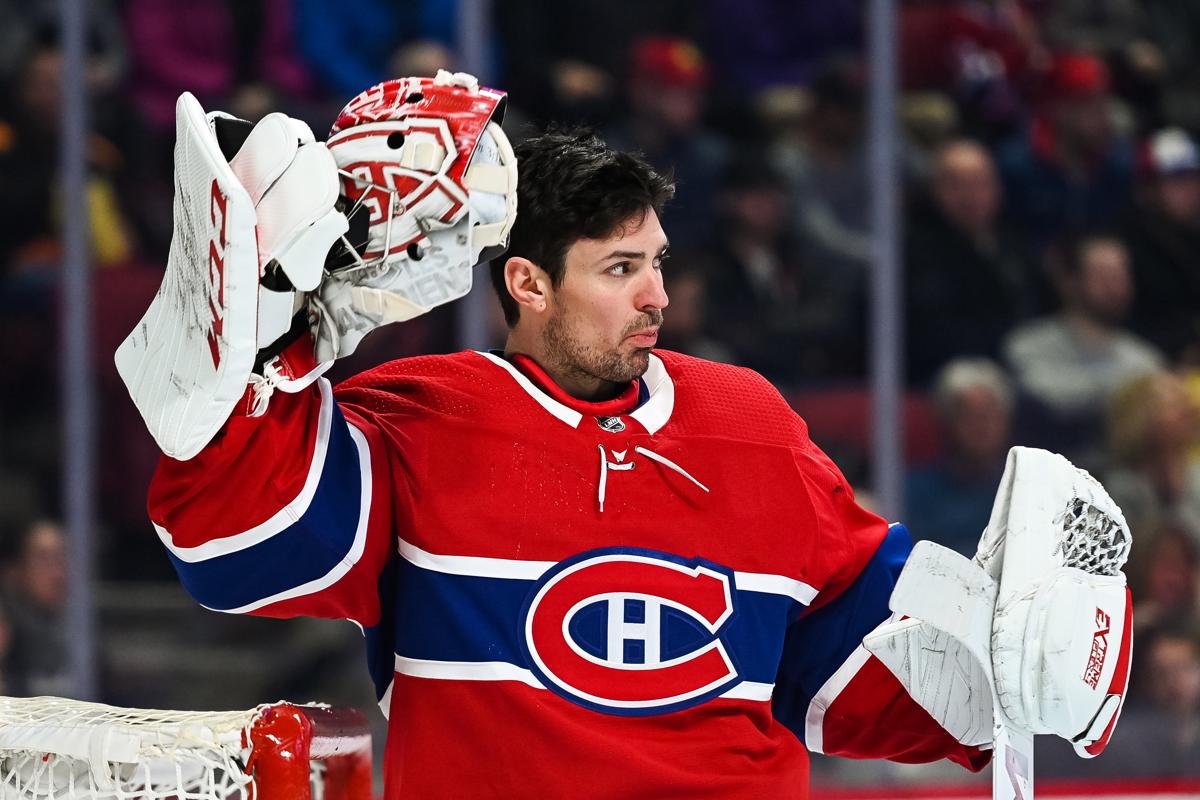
[522,548,740,715]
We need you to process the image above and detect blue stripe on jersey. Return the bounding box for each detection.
[389,557,802,687]
[166,403,364,612]
[364,559,399,703]
[771,523,913,744]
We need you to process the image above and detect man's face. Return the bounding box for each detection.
[1076,240,1133,324]
[1157,173,1200,228]
[542,211,670,387]
[947,386,1010,466]
[21,523,67,613]
[1149,636,1200,714]
[1053,94,1111,153]
[933,144,1001,234]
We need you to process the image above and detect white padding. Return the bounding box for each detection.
[864,541,997,746]
[116,93,260,460]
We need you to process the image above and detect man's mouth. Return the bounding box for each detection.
[626,328,659,347]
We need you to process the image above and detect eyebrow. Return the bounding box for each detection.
[597,243,671,262]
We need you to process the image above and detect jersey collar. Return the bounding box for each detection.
[508,353,640,416]
[476,351,675,434]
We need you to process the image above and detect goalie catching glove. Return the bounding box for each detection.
[864,447,1133,758]
[115,71,517,460]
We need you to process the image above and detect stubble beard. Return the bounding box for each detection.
[543,306,662,388]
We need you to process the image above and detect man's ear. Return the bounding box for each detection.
[504,256,551,315]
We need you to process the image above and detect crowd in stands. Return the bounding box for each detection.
[4,0,1200,784]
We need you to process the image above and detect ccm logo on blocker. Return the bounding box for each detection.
[522,548,740,715]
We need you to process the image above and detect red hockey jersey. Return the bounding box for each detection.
[149,349,986,798]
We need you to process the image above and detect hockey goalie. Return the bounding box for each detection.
[115,71,1132,798]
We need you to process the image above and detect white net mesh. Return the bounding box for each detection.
[1053,496,1132,577]
[0,697,263,800]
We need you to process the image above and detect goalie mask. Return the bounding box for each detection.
[314,70,518,360]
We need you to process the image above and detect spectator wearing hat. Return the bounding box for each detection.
[1125,128,1200,361]
[905,139,1037,384]
[605,37,727,251]
[899,0,1043,141]
[997,52,1135,251]
[499,1,698,127]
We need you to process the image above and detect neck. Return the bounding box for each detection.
[1063,308,1113,345]
[504,330,626,402]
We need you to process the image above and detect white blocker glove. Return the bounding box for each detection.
[115,92,347,459]
[864,447,1133,757]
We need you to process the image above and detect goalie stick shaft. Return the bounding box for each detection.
[993,704,1034,799]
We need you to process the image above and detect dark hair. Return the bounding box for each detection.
[490,129,675,327]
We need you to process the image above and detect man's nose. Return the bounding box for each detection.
[638,269,669,312]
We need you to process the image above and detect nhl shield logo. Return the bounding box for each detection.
[596,416,626,433]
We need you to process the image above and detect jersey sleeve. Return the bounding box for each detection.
[773,443,990,772]
[147,372,397,629]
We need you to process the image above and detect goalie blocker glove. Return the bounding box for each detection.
[116,71,517,459]
[114,92,347,459]
[864,447,1133,758]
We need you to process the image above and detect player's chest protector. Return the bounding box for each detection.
[387,354,828,716]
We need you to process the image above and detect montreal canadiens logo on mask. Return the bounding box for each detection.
[521,547,741,715]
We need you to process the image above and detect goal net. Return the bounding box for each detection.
[0,696,372,800]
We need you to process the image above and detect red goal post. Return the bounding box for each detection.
[0,696,372,799]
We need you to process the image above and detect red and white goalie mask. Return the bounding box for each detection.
[314,70,518,360]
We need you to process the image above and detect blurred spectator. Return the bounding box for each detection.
[906,139,1035,384]
[1143,0,1200,131]
[294,0,481,105]
[1004,234,1163,471]
[606,37,726,251]
[1041,0,1151,54]
[126,0,312,132]
[899,91,961,184]
[1125,128,1200,361]
[2,520,69,697]
[1090,628,1200,778]
[1130,523,1200,632]
[774,56,871,356]
[499,0,698,126]
[0,1,125,88]
[900,0,1043,141]
[389,39,455,82]
[997,52,1135,250]
[0,35,135,275]
[1104,370,1200,537]
[703,0,861,93]
[905,358,1014,556]
[656,269,734,365]
[687,156,851,382]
